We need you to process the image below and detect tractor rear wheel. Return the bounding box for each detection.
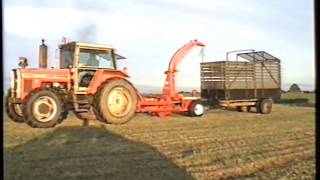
[22,89,68,128]
[5,89,24,123]
[259,99,273,114]
[188,100,204,117]
[93,79,137,124]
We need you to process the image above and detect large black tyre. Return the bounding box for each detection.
[5,89,24,123]
[93,79,138,124]
[22,89,68,128]
[256,100,262,113]
[259,98,273,114]
[188,100,204,117]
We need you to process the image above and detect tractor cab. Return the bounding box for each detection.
[59,42,126,93]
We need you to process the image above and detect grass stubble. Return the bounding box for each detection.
[4,93,315,180]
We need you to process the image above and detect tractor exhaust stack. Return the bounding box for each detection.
[39,39,48,68]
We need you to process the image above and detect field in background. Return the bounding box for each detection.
[278,92,315,106]
[4,93,315,179]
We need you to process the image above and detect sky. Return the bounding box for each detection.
[3,0,315,92]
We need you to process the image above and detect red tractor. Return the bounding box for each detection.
[5,39,205,128]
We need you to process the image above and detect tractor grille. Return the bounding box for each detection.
[11,70,16,97]
[11,69,22,98]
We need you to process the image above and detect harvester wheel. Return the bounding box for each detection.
[5,89,24,123]
[22,89,68,128]
[259,98,273,114]
[93,79,137,124]
[188,101,204,117]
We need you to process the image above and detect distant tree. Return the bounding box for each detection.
[288,83,301,92]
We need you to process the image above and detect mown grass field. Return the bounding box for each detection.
[4,93,315,180]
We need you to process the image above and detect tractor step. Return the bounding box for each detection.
[73,100,90,104]
[74,109,90,113]
[72,94,92,103]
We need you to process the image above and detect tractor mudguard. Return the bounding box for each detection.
[86,70,130,95]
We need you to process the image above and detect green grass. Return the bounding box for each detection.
[4,93,315,179]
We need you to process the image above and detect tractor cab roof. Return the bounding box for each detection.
[59,41,126,60]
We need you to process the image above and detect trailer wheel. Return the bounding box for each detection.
[23,89,68,128]
[237,106,251,112]
[188,101,204,117]
[256,101,261,113]
[94,79,137,124]
[5,89,24,123]
[259,99,273,114]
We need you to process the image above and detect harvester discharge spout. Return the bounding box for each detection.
[162,39,205,100]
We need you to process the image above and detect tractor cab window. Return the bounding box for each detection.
[78,49,115,69]
[60,46,74,68]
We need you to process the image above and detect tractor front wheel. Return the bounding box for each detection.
[5,89,24,123]
[23,89,68,128]
[94,79,137,124]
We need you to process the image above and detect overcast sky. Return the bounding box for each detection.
[3,0,315,91]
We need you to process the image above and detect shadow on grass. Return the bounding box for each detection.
[4,126,193,180]
[275,98,315,107]
[220,107,259,114]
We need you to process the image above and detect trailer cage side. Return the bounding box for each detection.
[200,50,281,114]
